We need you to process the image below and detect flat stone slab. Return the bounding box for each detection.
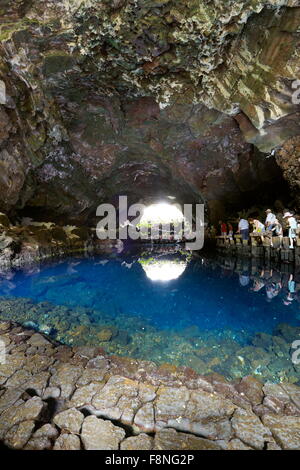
[1,321,300,450]
[53,433,81,450]
[231,409,272,450]
[262,414,300,450]
[4,420,35,449]
[81,416,125,450]
[120,434,153,450]
[154,428,222,450]
[53,408,84,434]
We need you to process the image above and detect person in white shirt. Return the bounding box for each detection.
[252,219,265,233]
[249,218,265,243]
[237,218,249,241]
[265,209,276,230]
[283,211,297,249]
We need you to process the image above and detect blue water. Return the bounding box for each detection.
[0,247,299,381]
[0,249,298,335]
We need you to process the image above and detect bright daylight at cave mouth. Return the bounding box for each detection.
[140,202,185,230]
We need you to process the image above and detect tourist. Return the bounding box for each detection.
[270,218,283,247]
[228,222,234,240]
[266,281,281,301]
[249,218,265,243]
[272,218,283,236]
[252,219,265,233]
[237,218,249,241]
[239,273,250,287]
[251,277,265,292]
[283,275,296,305]
[210,225,217,238]
[219,220,227,237]
[288,274,296,295]
[265,209,276,230]
[283,211,297,249]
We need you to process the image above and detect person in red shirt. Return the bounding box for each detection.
[219,220,227,237]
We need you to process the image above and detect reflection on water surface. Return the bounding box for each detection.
[0,247,299,383]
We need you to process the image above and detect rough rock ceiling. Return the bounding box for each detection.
[0,0,299,222]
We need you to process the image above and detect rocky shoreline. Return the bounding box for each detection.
[0,296,299,385]
[0,214,117,268]
[0,321,300,450]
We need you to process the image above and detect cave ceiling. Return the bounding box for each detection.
[0,0,299,222]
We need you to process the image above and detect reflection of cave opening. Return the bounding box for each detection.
[139,257,188,281]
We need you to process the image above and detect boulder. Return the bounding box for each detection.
[53,408,84,434]
[231,408,272,450]
[81,416,125,450]
[262,414,300,450]
[53,433,81,450]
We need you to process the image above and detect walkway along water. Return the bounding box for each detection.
[215,234,300,265]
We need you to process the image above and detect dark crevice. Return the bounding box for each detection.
[79,407,135,437]
[79,407,93,418]
[24,388,39,398]
[110,418,135,438]
[40,397,59,423]
[0,440,12,451]
[262,441,268,450]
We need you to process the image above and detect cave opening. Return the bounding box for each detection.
[139,202,187,240]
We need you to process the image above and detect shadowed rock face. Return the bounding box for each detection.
[0,0,299,222]
[276,136,300,209]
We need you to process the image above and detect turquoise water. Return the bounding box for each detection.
[0,247,299,381]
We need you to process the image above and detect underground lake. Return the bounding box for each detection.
[0,247,299,384]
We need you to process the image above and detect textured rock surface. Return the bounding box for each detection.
[154,428,222,450]
[53,433,82,451]
[120,433,153,450]
[81,416,125,450]
[231,408,272,449]
[0,220,117,268]
[262,414,300,450]
[0,1,299,221]
[0,321,300,450]
[276,136,300,208]
[53,408,84,434]
[4,420,35,449]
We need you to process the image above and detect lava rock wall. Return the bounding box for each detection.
[0,0,299,222]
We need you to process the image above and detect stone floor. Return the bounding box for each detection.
[0,320,300,450]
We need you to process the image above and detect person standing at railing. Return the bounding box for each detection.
[283,211,297,249]
[265,209,276,230]
[219,220,227,237]
[249,218,265,243]
[270,218,283,247]
[237,218,249,241]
